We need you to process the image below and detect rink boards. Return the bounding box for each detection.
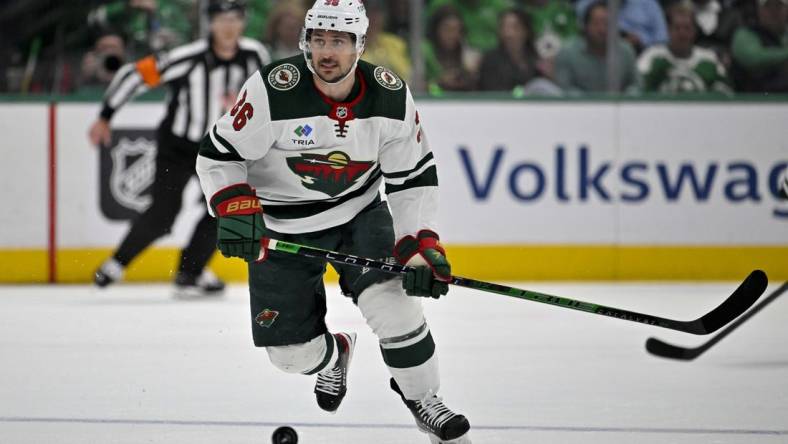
[0,100,786,282]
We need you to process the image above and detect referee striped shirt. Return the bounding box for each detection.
[100,37,271,144]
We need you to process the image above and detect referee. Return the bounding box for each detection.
[89,0,270,296]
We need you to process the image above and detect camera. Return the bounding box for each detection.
[100,54,124,74]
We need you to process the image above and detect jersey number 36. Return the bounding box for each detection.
[231,90,254,131]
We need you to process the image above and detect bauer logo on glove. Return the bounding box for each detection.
[209,183,268,263]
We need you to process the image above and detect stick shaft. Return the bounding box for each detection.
[267,239,710,333]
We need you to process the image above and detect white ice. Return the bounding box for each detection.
[1,281,786,444]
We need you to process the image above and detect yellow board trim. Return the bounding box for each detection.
[1,245,785,283]
[0,250,48,283]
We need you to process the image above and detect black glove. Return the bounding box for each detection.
[394,230,451,298]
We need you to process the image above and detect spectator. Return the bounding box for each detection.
[730,0,788,92]
[692,0,744,64]
[638,2,731,93]
[479,8,561,95]
[361,0,412,82]
[519,0,579,59]
[263,1,306,60]
[555,1,640,93]
[87,0,198,54]
[428,0,512,51]
[423,5,481,92]
[577,0,669,52]
[78,29,129,93]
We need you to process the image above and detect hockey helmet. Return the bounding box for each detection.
[299,0,369,83]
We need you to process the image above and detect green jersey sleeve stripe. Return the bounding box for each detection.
[384,165,438,194]
[199,133,244,162]
[210,125,243,158]
[382,152,434,179]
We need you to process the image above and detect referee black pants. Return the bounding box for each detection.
[112,136,217,277]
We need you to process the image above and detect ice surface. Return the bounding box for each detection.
[1,281,786,443]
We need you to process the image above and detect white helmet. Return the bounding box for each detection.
[299,0,369,84]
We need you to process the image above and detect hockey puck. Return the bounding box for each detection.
[271,426,298,444]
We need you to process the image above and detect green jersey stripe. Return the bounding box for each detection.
[379,331,435,369]
[199,132,244,162]
[211,125,243,158]
[385,165,438,194]
[382,152,434,179]
[265,170,383,220]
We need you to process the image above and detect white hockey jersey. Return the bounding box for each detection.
[196,56,440,240]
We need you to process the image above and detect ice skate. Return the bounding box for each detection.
[390,378,471,443]
[94,258,123,288]
[314,332,356,412]
[173,270,226,298]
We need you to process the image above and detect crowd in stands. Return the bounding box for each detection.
[0,0,785,96]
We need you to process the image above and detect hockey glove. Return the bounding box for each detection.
[210,184,268,263]
[394,230,451,298]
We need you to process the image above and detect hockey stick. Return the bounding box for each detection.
[646,281,787,360]
[264,239,768,335]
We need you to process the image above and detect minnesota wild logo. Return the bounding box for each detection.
[287,151,374,197]
[255,309,279,328]
[374,66,403,91]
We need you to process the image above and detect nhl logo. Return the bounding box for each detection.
[255,309,279,328]
[110,137,156,213]
[268,63,300,91]
[373,66,403,91]
[336,106,348,119]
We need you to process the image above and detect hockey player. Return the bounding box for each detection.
[196,1,471,442]
[90,0,270,297]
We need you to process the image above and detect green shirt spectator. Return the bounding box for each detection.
[96,0,196,52]
[97,0,270,52]
[730,0,788,93]
[243,0,271,42]
[520,0,578,58]
[428,0,514,51]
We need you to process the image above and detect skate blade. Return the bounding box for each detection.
[423,429,472,444]
[427,434,472,444]
[172,286,225,300]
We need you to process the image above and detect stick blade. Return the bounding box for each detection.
[695,269,768,334]
[645,337,700,360]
